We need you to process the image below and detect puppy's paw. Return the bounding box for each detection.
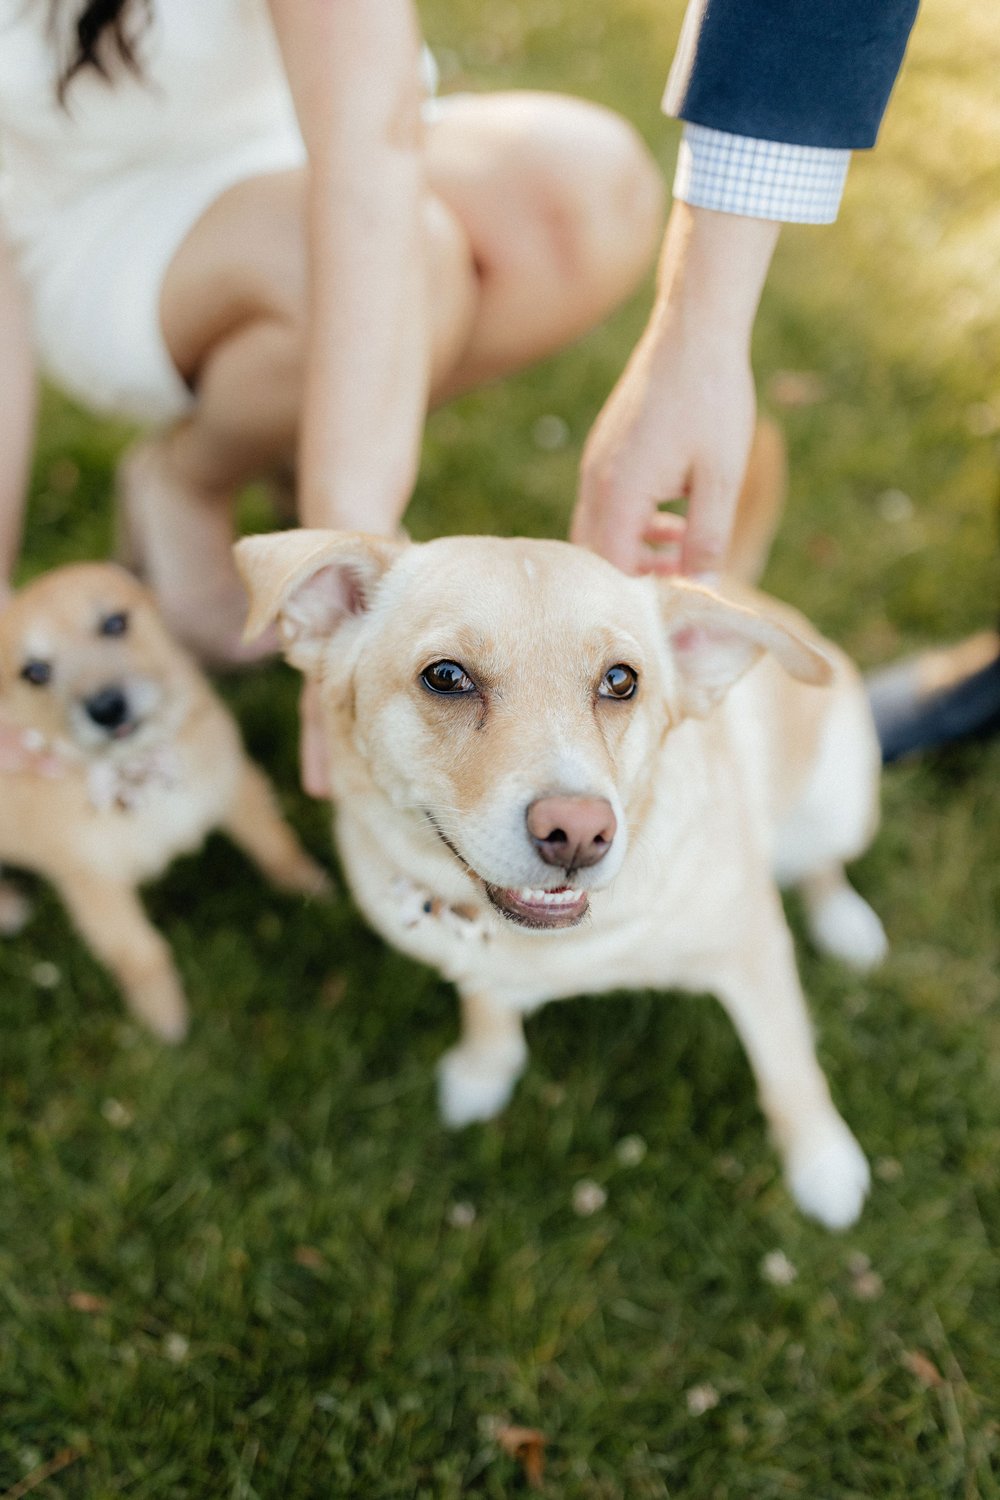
[808,886,888,972]
[127,971,189,1045]
[0,883,31,936]
[786,1116,871,1230]
[437,1040,527,1128]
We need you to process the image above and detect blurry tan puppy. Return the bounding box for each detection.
[235,435,887,1231]
[0,563,328,1040]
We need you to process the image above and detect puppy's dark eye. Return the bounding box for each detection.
[99,611,129,638]
[420,660,476,695]
[598,664,639,700]
[20,660,52,688]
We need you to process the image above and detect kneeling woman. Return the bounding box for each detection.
[0,0,663,670]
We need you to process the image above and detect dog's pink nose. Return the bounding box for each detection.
[526,796,617,871]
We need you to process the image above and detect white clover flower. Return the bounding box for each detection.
[163,1333,189,1363]
[572,1180,607,1217]
[615,1134,647,1167]
[761,1250,798,1287]
[686,1384,720,1416]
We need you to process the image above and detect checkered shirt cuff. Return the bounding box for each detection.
[673,124,851,225]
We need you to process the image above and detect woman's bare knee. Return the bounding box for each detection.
[529,102,665,296]
[425,93,664,386]
[424,195,478,389]
[161,169,310,382]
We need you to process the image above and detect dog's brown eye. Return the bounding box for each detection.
[99,612,129,638]
[20,660,52,688]
[599,664,638,700]
[421,660,475,695]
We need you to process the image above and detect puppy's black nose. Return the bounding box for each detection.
[84,685,130,731]
[527,795,617,871]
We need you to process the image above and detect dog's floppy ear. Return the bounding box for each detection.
[234,529,404,673]
[661,580,832,718]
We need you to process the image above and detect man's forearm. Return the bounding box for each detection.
[573,201,779,576]
[0,235,36,592]
[650,201,779,359]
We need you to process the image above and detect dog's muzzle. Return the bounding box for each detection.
[82,683,138,739]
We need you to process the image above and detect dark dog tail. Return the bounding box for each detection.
[725,417,787,585]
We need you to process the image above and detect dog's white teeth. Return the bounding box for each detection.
[515,887,580,906]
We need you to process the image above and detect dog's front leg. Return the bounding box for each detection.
[711,903,870,1229]
[54,873,188,1043]
[222,762,331,898]
[437,989,529,1128]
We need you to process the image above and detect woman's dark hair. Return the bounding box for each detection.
[56,0,150,100]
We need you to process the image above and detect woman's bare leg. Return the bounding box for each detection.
[426,93,664,397]
[130,178,475,659]
[145,92,662,659]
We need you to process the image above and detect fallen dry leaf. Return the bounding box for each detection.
[0,1445,84,1500]
[496,1425,547,1489]
[67,1291,109,1315]
[293,1245,327,1272]
[805,532,842,568]
[768,369,829,408]
[851,1270,884,1302]
[320,974,347,1010]
[901,1350,945,1388]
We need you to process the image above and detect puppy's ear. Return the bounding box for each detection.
[661,580,832,718]
[234,529,404,673]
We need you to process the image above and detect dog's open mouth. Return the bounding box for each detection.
[483,882,589,929]
[111,719,141,741]
[422,812,590,931]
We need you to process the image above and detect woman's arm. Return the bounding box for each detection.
[0,229,35,598]
[266,0,430,533]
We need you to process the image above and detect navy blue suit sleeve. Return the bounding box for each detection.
[671,0,919,149]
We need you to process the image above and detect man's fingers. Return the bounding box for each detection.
[680,472,740,579]
[572,474,644,575]
[642,510,686,544]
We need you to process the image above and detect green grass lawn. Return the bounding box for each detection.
[2,1,999,1495]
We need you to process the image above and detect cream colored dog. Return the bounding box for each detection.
[236,520,887,1229]
[0,563,328,1040]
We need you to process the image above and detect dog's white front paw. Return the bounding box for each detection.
[786,1116,871,1229]
[808,886,888,972]
[437,1040,527,1128]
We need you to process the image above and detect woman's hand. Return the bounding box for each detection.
[573,202,779,579]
